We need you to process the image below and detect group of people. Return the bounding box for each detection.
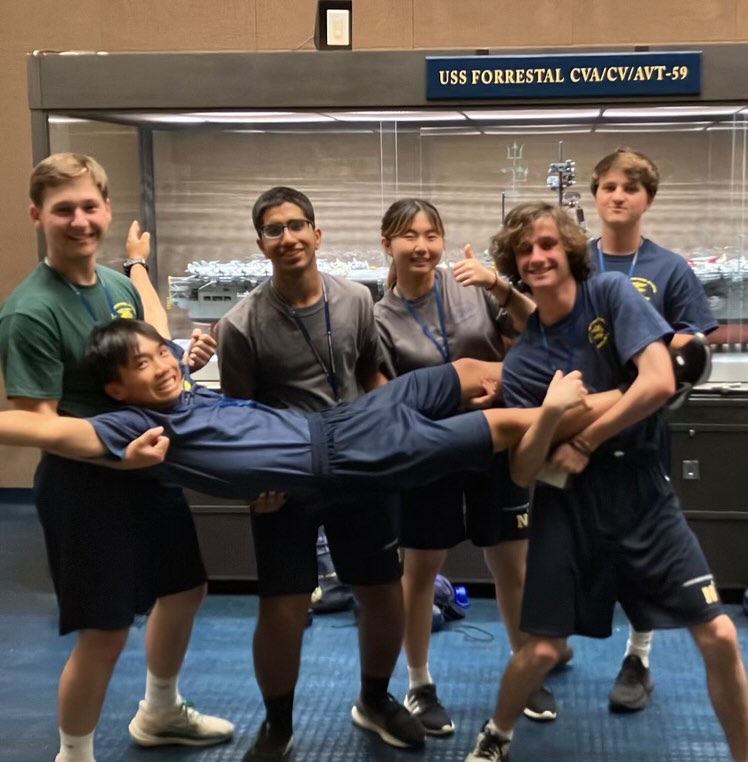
[0,147,746,762]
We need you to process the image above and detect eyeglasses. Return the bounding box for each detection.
[259,219,313,240]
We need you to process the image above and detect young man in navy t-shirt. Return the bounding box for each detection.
[463,201,748,762]
[590,148,718,713]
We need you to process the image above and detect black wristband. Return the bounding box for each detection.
[568,438,592,457]
[123,258,149,277]
[498,282,514,309]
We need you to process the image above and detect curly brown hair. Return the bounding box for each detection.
[491,202,591,282]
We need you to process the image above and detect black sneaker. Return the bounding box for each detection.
[464,722,511,761]
[667,333,711,410]
[609,655,654,713]
[522,684,557,722]
[351,693,425,749]
[404,683,455,736]
[242,721,294,761]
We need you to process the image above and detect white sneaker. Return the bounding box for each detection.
[128,699,234,747]
[464,722,511,761]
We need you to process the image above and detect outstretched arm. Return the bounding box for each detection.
[1,403,169,469]
[0,409,106,459]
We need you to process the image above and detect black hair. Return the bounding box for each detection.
[252,186,315,232]
[85,319,167,387]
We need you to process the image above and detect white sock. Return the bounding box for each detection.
[56,729,95,762]
[143,669,182,712]
[625,626,654,668]
[407,665,433,690]
[486,718,513,741]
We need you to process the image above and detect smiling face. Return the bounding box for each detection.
[105,335,184,409]
[594,168,652,230]
[256,201,321,276]
[515,216,572,293]
[382,210,445,278]
[30,174,112,266]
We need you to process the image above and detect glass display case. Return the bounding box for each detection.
[46,103,748,383]
[29,48,748,585]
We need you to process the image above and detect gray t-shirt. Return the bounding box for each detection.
[374,267,512,377]
[218,272,385,412]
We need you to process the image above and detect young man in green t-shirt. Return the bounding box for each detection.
[0,153,233,762]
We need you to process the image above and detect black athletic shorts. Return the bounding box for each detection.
[521,449,723,639]
[399,451,529,549]
[251,492,401,597]
[34,454,207,635]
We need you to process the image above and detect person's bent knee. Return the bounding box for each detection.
[525,637,567,671]
[692,614,740,659]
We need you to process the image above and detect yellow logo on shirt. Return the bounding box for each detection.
[630,277,658,302]
[701,581,720,605]
[113,301,137,319]
[588,317,610,350]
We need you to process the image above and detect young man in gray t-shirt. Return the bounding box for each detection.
[217,187,425,760]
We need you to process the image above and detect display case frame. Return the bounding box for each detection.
[27,45,748,587]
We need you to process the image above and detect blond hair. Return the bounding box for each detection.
[29,153,109,207]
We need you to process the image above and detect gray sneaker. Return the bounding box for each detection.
[609,655,654,712]
[128,699,234,747]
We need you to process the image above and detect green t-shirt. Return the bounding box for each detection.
[0,262,143,417]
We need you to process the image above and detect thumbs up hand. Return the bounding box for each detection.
[453,244,499,290]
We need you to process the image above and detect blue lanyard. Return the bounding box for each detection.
[284,278,341,404]
[399,276,451,364]
[539,299,580,374]
[596,238,641,280]
[45,261,117,323]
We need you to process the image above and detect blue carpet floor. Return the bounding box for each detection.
[1,500,745,761]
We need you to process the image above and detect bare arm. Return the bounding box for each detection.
[126,221,170,338]
[549,341,675,475]
[360,368,389,392]
[126,221,216,369]
[2,406,106,458]
[8,397,168,469]
[567,341,674,454]
[452,244,536,332]
[509,371,587,487]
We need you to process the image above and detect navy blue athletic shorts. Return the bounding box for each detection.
[251,492,401,597]
[34,454,207,635]
[400,450,529,549]
[308,365,494,492]
[521,450,723,639]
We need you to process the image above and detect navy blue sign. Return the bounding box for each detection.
[426,52,701,99]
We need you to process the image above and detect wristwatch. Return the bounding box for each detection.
[123,258,149,277]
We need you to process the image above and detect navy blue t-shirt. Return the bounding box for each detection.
[589,238,718,335]
[503,272,673,452]
[89,365,316,499]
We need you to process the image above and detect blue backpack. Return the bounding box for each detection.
[432,574,470,630]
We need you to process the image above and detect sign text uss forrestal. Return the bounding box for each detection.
[426,52,701,99]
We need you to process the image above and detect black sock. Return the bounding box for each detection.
[263,691,294,741]
[360,674,390,707]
